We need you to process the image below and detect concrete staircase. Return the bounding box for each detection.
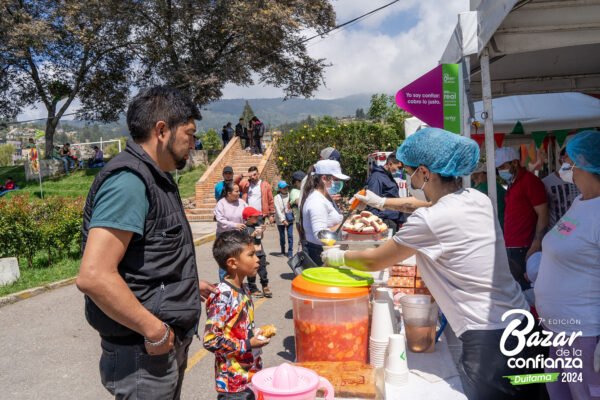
[186,136,279,222]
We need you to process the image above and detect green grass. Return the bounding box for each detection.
[174,165,206,198]
[0,163,206,200]
[0,163,206,297]
[0,257,80,297]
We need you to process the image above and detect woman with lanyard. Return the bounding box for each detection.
[299,159,349,266]
[323,128,544,400]
[534,131,600,400]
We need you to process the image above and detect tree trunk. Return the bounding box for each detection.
[44,107,57,159]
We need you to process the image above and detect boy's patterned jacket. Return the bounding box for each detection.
[203,280,262,393]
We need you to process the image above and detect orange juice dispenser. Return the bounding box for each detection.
[290,267,373,363]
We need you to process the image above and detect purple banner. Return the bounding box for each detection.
[395,65,443,129]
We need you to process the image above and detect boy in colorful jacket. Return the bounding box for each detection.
[204,230,271,399]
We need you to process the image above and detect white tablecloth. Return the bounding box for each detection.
[382,333,466,400]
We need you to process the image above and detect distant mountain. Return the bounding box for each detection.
[197,94,372,131]
[44,93,372,137]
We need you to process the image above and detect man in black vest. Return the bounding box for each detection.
[77,86,217,399]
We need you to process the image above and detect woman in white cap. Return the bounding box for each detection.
[324,128,545,400]
[299,159,349,265]
[534,130,600,400]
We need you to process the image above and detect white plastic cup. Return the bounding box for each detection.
[386,334,408,372]
[371,300,395,341]
[375,287,393,302]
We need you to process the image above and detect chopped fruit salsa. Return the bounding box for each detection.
[294,318,369,363]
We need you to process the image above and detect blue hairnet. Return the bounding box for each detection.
[566,130,600,175]
[396,127,480,177]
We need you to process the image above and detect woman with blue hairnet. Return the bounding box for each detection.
[323,127,545,400]
[533,130,600,400]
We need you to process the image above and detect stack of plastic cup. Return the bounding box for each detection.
[385,333,409,385]
[370,300,396,367]
[375,287,401,331]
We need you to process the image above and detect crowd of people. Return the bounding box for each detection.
[74,85,599,400]
[54,142,105,174]
[218,116,266,156]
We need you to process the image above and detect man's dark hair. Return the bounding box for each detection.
[93,145,99,150]
[7,176,13,180]
[126,86,202,142]
[248,166,259,173]
[64,143,70,146]
[251,116,259,122]
[386,154,400,165]
[239,118,244,121]
[213,230,253,270]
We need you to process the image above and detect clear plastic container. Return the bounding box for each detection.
[291,268,372,363]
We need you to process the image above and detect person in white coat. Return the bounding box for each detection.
[323,128,546,400]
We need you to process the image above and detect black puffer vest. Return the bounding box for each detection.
[82,140,201,342]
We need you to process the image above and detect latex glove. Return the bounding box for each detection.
[322,248,346,267]
[594,340,600,373]
[353,190,385,210]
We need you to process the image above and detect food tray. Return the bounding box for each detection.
[338,229,393,247]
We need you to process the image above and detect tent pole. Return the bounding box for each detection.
[480,47,498,217]
[461,58,472,188]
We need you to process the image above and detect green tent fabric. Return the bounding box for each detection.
[511,121,524,135]
[553,130,569,148]
[532,131,548,149]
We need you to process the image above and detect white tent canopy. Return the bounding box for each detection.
[439,0,600,211]
[472,92,600,133]
[441,0,600,100]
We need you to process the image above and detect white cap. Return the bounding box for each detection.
[472,162,487,174]
[495,147,519,168]
[313,160,350,180]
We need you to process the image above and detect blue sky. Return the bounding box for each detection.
[18,0,468,121]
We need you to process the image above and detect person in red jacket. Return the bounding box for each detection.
[495,147,548,292]
[238,166,275,224]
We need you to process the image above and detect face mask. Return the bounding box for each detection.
[558,162,574,184]
[498,169,513,182]
[327,180,344,195]
[407,169,428,202]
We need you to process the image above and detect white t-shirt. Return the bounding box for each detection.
[393,188,527,337]
[542,173,580,229]
[534,195,600,336]
[247,180,262,212]
[302,190,342,245]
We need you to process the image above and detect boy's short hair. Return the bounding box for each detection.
[213,230,253,270]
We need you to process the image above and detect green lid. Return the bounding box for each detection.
[301,267,374,287]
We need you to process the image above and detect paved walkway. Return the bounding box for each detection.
[189,221,217,240]
[0,227,297,400]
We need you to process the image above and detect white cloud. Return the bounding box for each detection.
[222,0,468,99]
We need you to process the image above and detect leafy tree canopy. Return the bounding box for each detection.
[0,0,336,156]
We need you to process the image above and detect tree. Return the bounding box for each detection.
[367,94,408,138]
[241,101,256,123]
[0,143,15,166]
[133,0,336,104]
[0,0,136,157]
[1,1,336,157]
[355,108,366,119]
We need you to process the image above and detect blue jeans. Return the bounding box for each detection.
[62,156,74,174]
[277,224,293,256]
